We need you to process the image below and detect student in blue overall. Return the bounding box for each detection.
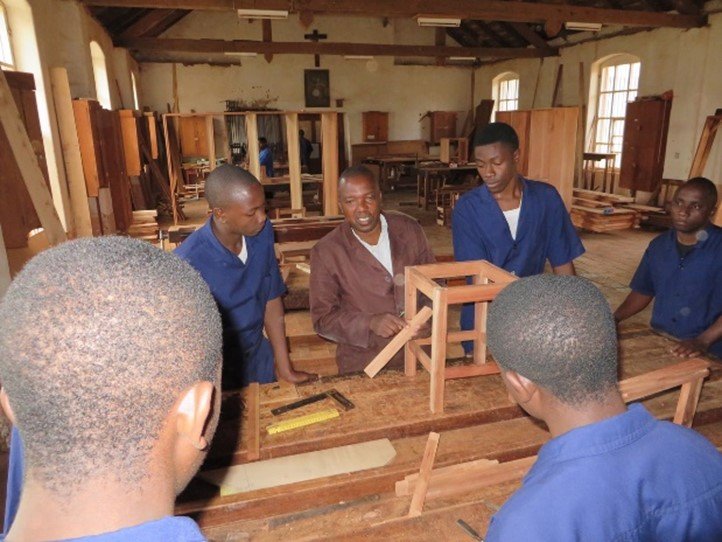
[615,177,722,359]
[485,275,722,541]
[258,137,274,177]
[452,122,584,352]
[0,236,223,541]
[175,164,312,389]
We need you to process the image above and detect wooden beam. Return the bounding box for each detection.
[508,22,554,52]
[284,113,302,210]
[205,115,216,171]
[118,38,554,59]
[87,0,706,28]
[49,67,93,238]
[119,9,179,38]
[0,224,11,297]
[245,113,261,180]
[407,432,440,517]
[321,111,339,215]
[0,70,67,246]
[262,19,273,63]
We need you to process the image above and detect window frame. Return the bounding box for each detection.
[0,2,15,70]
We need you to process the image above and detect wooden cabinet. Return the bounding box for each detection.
[423,111,457,144]
[179,115,209,158]
[619,96,672,193]
[0,71,49,248]
[362,111,388,142]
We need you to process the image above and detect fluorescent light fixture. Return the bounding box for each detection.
[224,52,258,57]
[344,55,374,60]
[449,56,477,61]
[564,21,602,32]
[416,16,461,28]
[237,9,289,20]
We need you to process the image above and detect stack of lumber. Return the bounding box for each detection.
[127,210,159,241]
[624,203,671,229]
[571,189,639,233]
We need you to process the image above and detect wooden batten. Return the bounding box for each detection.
[50,67,92,238]
[245,113,261,180]
[285,112,303,212]
[321,111,339,215]
[205,115,216,172]
[98,187,117,234]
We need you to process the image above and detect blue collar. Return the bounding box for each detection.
[530,404,656,474]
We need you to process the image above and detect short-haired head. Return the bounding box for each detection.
[205,163,261,209]
[473,122,520,151]
[487,275,618,405]
[338,165,379,194]
[681,177,718,208]
[259,137,268,148]
[299,129,305,137]
[0,237,222,493]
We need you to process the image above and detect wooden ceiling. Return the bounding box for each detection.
[84,0,706,65]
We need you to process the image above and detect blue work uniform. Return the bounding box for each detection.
[3,426,23,534]
[630,224,722,358]
[0,516,206,541]
[452,178,585,346]
[259,148,274,177]
[175,219,286,388]
[485,404,722,541]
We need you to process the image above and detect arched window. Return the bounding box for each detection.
[130,71,140,110]
[0,2,14,69]
[591,54,640,167]
[492,72,519,117]
[90,41,111,109]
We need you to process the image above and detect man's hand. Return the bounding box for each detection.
[671,338,709,358]
[370,313,407,338]
[278,368,318,384]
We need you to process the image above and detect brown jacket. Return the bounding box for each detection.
[309,211,435,374]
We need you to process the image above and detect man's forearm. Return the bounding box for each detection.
[614,291,653,323]
[264,297,295,377]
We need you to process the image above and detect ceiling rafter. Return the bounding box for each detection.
[118,9,189,38]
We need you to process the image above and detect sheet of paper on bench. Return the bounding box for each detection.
[199,438,397,496]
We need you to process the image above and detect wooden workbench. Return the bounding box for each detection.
[177,325,722,540]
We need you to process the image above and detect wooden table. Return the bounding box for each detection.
[362,155,428,192]
[176,325,722,540]
[415,162,478,210]
[582,152,616,193]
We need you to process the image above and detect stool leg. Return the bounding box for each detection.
[405,267,419,376]
[430,288,448,413]
[472,274,488,366]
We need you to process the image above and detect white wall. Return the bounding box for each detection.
[474,14,722,184]
[140,13,474,144]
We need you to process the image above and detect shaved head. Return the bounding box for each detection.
[205,164,262,209]
[338,165,379,196]
[0,237,222,493]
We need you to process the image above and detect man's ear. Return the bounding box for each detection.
[502,370,537,406]
[0,388,16,425]
[212,207,224,223]
[512,148,520,164]
[175,381,215,451]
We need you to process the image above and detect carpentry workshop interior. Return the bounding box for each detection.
[1,0,722,540]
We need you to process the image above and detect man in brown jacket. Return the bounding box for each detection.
[310,166,435,374]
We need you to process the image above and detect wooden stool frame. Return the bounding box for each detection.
[404,260,517,413]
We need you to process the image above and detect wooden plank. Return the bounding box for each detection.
[321,111,339,216]
[396,458,498,496]
[0,70,66,246]
[365,307,433,378]
[408,432,440,517]
[245,113,261,180]
[100,0,706,28]
[430,288,448,413]
[674,377,705,427]
[205,115,216,171]
[50,67,93,238]
[119,109,142,176]
[285,113,303,211]
[619,358,709,402]
[98,187,117,234]
[246,382,261,461]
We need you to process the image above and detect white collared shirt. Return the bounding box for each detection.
[353,214,394,276]
[238,236,248,264]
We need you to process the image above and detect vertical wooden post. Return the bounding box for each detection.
[0,70,66,246]
[205,115,216,172]
[0,224,11,298]
[162,114,178,224]
[245,113,261,180]
[218,114,232,164]
[321,111,339,216]
[285,112,303,211]
[50,67,92,238]
[673,377,705,427]
[404,267,419,376]
[407,431,440,517]
[472,274,489,365]
[429,287,448,413]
